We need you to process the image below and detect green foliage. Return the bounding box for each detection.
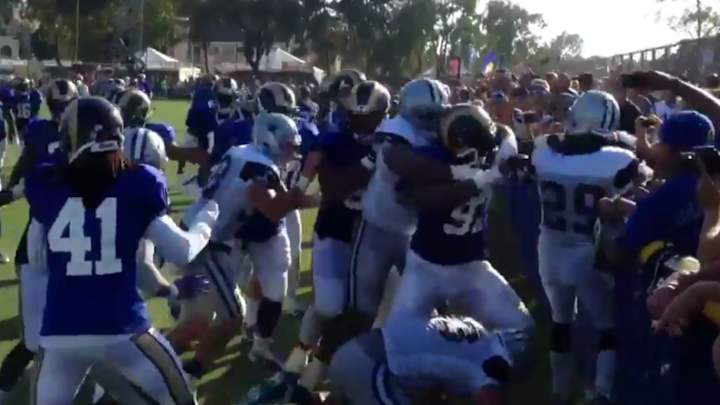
[657,0,720,38]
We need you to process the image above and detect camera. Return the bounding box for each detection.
[679,146,720,176]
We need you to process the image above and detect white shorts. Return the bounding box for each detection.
[312,234,352,318]
[21,265,48,352]
[285,209,302,262]
[35,329,195,405]
[538,235,614,329]
[348,220,409,316]
[181,244,245,322]
[248,230,291,302]
[390,250,533,331]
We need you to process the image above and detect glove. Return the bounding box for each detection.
[172,274,210,300]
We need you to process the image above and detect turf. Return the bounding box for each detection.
[0,100,554,404]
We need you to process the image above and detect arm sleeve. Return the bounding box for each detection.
[27,218,47,272]
[144,200,218,265]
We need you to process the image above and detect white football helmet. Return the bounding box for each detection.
[566,90,620,135]
[122,127,168,170]
[253,112,301,164]
[399,78,450,136]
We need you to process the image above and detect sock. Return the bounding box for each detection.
[287,258,300,299]
[595,350,616,400]
[257,299,282,339]
[183,358,206,379]
[245,297,260,328]
[0,342,34,392]
[550,351,575,400]
[298,306,321,348]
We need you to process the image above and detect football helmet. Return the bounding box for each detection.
[399,78,449,135]
[566,90,620,135]
[440,103,498,166]
[122,127,168,170]
[348,80,390,139]
[103,79,127,104]
[60,97,124,163]
[45,79,79,119]
[253,112,301,165]
[213,77,239,115]
[13,77,30,94]
[116,89,152,128]
[258,82,297,115]
[329,69,367,109]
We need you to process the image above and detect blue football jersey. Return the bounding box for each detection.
[23,119,64,166]
[209,118,253,166]
[10,89,42,133]
[410,144,489,265]
[313,128,371,243]
[26,164,169,337]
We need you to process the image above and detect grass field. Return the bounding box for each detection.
[0,100,554,404]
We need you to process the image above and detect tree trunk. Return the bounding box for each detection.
[696,0,702,38]
[202,41,209,74]
[54,36,64,68]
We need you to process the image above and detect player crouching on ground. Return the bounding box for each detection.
[26,97,218,405]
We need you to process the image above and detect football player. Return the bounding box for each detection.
[385,104,532,333]
[172,77,240,199]
[0,78,77,404]
[26,96,218,405]
[346,78,448,331]
[5,77,43,143]
[171,112,307,381]
[328,313,529,405]
[258,81,319,315]
[532,90,642,404]
[277,80,390,394]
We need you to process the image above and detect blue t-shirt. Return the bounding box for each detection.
[27,164,169,336]
[313,128,371,243]
[410,144,489,265]
[617,173,703,259]
[24,119,64,166]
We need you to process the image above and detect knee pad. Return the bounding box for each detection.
[598,329,617,352]
[550,322,572,353]
[317,311,373,363]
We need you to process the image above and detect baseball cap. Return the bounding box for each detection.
[659,110,715,151]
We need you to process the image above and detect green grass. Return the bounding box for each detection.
[0,100,553,404]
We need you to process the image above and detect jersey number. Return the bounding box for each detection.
[444,195,485,236]
[203,155,232,199]
[17,103,31,119]
[540,181,605,236]
[48,198,121,276]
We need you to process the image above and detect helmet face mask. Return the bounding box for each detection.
[47,79,79,119]
[347,80,390,140]
[117,89,152,128]
[441,104,498,168]
[213,77,239,115]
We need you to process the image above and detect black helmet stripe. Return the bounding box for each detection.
[356,82,374,108]
[56,80,69,96]
[424,79,436,103]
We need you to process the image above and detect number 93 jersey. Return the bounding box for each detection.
[183,144,282,244]
[410,144,490,265]
[532,137,638,245]
[25,164,169,337]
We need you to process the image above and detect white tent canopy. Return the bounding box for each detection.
[215,47,325,83]
[138,47,181,71]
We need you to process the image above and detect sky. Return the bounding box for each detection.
[510,0,689,57]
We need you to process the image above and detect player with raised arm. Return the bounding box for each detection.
[27,97,218,405]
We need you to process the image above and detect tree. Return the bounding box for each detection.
[481,0,545,66]
[657,0,720,38]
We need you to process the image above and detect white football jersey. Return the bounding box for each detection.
[362,116,430,235]
[183,144,281,243]
[532,135,637,245]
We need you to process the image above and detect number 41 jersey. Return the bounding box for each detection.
[532,137,638,245]
[26,164,169,337]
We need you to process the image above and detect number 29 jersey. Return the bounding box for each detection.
[532,137,638,245]
[25,164,169,337]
